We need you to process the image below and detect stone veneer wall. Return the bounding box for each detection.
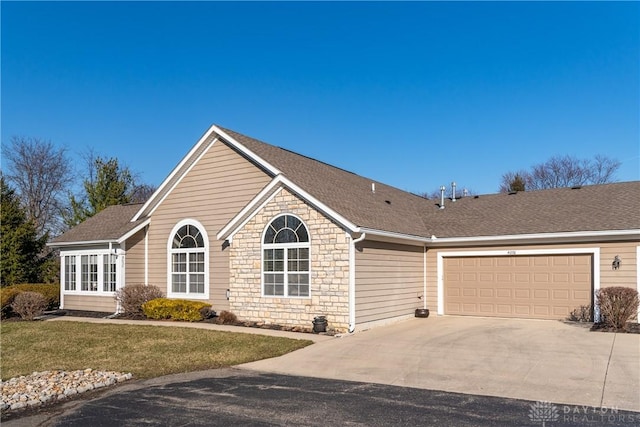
[229,188,350,332]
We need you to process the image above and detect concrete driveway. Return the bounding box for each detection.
[240,316,640,412]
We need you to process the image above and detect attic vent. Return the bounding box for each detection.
[474,195,479,199]
[571,185,582,190]
[508,191,518,195]
[385,200,391,205]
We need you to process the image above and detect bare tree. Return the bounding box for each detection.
[499,154,621,192]
[129,183,157,203]
[2,136,74,237]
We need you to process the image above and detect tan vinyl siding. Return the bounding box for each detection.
[355,241,424,324]
[146,140,271,310]
[64,295,116,312]
[600,242,638,290]
[124,228,146,285]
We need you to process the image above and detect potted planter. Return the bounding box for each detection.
[415,308,430,318]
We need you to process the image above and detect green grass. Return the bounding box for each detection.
[0,321,312,380]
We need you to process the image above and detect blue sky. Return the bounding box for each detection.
[2,1,638,196]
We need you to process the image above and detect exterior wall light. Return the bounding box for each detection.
[226,289,230,300]
[612,255,621,270]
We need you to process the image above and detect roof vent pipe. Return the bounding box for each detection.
[451,182,457,202]
[463,188,469,197]
[371,183,375,193]
[439,186,446,209]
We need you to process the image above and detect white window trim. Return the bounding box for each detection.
[167,219,210,300]
[60,248,124,297]
[261,214,311,299]
[436,247,600,316]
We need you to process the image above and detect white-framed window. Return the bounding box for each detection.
[167,220,209,299]
[103,254,117,292]
[262,214,310,298]
[81,255,98,291]
[61,249,121,295]
[64,255,76,291]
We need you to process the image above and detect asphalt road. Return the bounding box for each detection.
[9,369,638,427]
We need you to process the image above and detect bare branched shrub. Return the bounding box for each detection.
[567,305,592,322]
[596,287,639,331]
[11,291,48,320]
[217,310,238,325]
[115,284,164,317]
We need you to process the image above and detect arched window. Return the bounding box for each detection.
[262,214,310,297]
[168,221,208,298]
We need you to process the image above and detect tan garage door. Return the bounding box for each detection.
[444,255,592,320]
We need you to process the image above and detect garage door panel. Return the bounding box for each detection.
[534,289,550,299]
[444,255,592,320]
[533,306,550,315]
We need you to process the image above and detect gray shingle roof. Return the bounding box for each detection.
[219,126,640,238]
[51,125,640,245]
[50,204,146,244]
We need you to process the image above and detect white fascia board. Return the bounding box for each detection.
[429,229,640,245]
[210,125,281,176]
[131,126,219,221]
[219,174,360,242]
[217,178,283,240]
[358,227,431,244]
[48,240,117,248]
[117,219,151,244]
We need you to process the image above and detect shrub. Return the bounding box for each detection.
[217,310,238,325]
[11,291,48,320]
[142,298,211,322]
[596,287,640,331]
[567,304,592,322]
[115,284,164,317]
[13,284,59,310]
[1,286,22,318]
[1,283,59,318]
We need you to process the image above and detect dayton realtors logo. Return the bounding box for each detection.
[528,401,638,426]
[529,401,559,426]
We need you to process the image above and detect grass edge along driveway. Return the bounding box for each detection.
[1,321,313,380]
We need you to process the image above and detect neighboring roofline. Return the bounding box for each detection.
[218,174,360,242]
[427,229,640,247]
[132,124,282,222]
[117,219,151,244]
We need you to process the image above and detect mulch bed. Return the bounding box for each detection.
[60,310,319,334]
[590,322,640,334]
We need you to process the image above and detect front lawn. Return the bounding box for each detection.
[0,321,312,380]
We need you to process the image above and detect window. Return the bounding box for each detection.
[63,252,117,294]
[103,254,117,292]
[262,215,310,297]
[81,255,98,291]
[169,222,207,298]
[64,256,76,291]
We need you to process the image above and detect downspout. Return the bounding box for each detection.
[348,232,366,333]
[423,246,427,310]
[59,251,65,310]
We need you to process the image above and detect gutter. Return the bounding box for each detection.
[348,232,366,333]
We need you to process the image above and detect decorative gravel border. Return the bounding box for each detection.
[1,369,133,413]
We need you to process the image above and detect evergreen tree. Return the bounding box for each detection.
[65,157,135,227]
[0,176,47,286]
